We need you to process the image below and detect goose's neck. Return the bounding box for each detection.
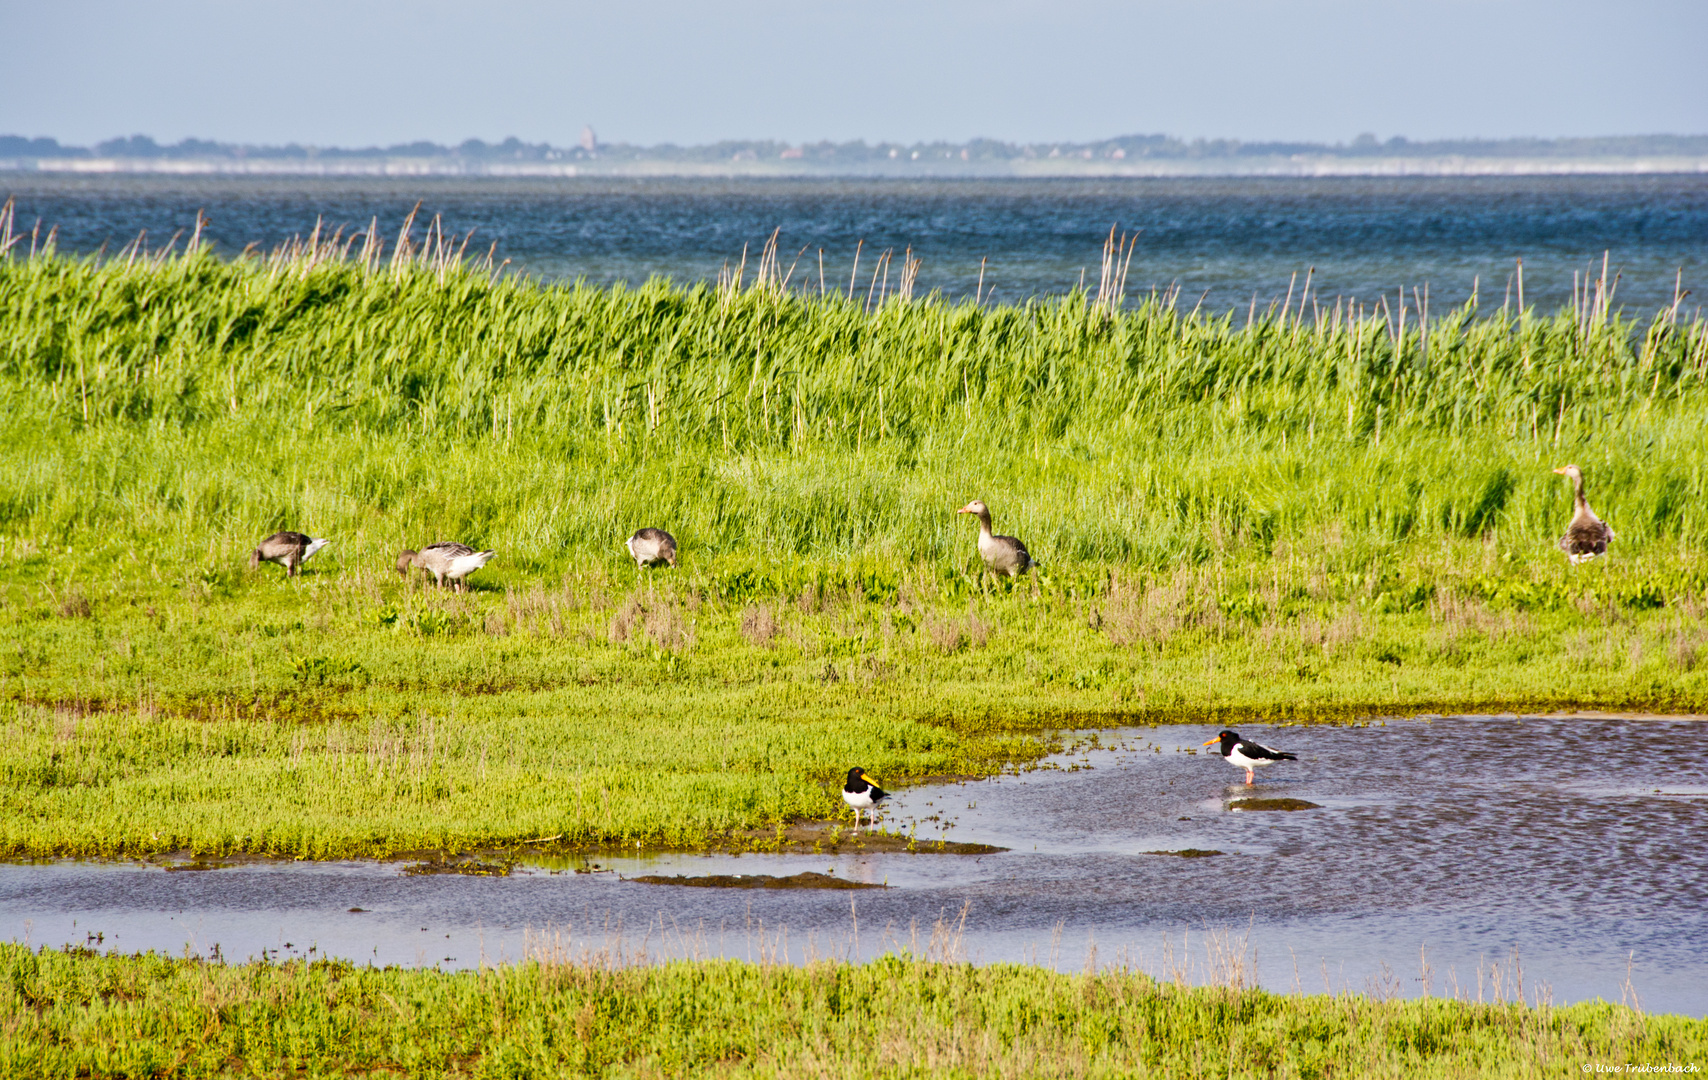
[1571,475,1589,512]
[975,510,994,538]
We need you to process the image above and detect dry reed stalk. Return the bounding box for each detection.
[897,247,921,302]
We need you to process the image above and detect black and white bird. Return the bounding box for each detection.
[1553,464,1615,564]
[956,499,1034,577]
[841,767,891,833]
[396,542,495,592]
[249,531,329,577]
[625,528,677,569]
[1202,730,1297,786]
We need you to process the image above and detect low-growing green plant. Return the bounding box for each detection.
[0,944,1700,1078]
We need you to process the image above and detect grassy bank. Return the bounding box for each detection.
[2,225,1707,856]
[3,944,1700,1078]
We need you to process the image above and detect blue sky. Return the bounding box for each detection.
[4,0,1704,148]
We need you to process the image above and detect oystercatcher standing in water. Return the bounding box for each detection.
[1203,730,1297,785]
[841,767,891,833]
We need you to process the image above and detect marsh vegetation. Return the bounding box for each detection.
[2,216,1706,857]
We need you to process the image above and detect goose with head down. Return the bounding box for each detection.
[626,528,677,569]
[397,542,495,592]
[956,500,1034,577]
[1553,464,1614,564]
[249,531,329,577]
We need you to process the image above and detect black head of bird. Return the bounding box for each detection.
[1203,730,1241,754]
[844,767,877,792]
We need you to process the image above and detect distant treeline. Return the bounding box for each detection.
[4,131,1706,164]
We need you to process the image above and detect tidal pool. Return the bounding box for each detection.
[4,715,1705,1014]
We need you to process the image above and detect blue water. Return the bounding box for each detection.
[3,173,1705,317]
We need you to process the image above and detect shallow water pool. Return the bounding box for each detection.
[4,715,1704,1013]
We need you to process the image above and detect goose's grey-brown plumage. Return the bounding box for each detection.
[626,528,677,569]
[1553,465,1615,564]
[249,531,329,576]
[956,500,1033,577]
[397,542,495,591]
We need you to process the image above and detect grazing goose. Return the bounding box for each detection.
[841,767,891,834]
[397,542,495,592]
[626,528,677,569]
[1553,464,1615,564]
[249,531,329,577]
[1203,730,1297,786]
[956,500,1034,577]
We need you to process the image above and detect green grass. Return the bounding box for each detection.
[2,231,1707,856]
[2,944,1700,1078]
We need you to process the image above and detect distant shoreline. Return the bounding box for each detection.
[4,154,1706,180]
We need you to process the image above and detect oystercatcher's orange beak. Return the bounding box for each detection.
[1201,736,1219,747]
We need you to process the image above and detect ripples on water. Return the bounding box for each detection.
[5,717,1705,1014]
[4,174,1705,316]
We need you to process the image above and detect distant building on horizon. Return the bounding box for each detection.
[580,126,597,154]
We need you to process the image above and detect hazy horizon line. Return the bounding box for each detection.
[6,131,1708,164]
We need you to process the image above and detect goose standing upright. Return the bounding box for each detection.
[626,528,677,569]
[1553,464,1615,564]
[396,542,495,592]
[249,532,329,577]
[956,500,1034,577]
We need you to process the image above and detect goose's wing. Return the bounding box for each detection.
[990,534,1032,569]
[424,542,478,557]
[1560,512,1614,556]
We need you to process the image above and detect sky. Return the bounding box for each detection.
[3,0,1705,149]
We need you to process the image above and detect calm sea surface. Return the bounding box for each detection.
[4,173,1705,317]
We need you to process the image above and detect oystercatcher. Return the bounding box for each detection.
[1202,730,1297,785]
[841,767,890,833]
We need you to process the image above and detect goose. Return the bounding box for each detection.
[397,542,495,592]
[249,531,329,577]
[1553,464,1614,564]
[625,528,677,569]
[956,500,1034,577]
[1202,730,1297,786]
[841,767,890,834]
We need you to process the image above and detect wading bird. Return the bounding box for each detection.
[956,500,1034,577]
[625,528,677,569]
[249,532,329,577]
[842,767,890,833]
[1203,730,1297,785]
[396,542,495,592]
[1553,464,1615,564]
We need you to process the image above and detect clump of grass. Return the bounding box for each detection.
[740,603,778,647]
